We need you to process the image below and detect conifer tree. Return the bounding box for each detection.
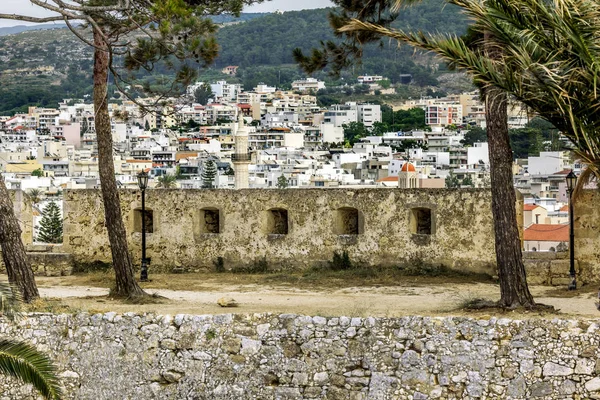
[201,160,218,189]
[36,202,63,244]
[276,175,288,189]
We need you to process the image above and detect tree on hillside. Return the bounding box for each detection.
[445,171,460,188]
[194,83,214,105]
[461,126,487,146]
[342,121,368,146]
[36,202,63,244]
[294,0,536,308]
[276,175,288,189]
[201,160,218,189]
[509,128,543,159]
[0,0,264,299]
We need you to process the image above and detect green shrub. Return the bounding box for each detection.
[328,251,352,271]
[213,257,225,273]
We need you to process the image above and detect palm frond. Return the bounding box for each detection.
[0,339,63,400]
[340,0,600,182]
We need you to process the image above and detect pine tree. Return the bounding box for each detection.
[276,175,289,189]
[202,160,217,189]
[36,202,63,244]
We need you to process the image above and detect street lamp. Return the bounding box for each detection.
[137,170,149,282]
[566,170,577,290]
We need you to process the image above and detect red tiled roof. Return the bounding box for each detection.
[377,176,399,182]
[553,169,572,175]
[524,204,542,211]
[524,224,569,242]
[560,205,569,212]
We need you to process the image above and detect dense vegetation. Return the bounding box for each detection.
[0,2,468,115]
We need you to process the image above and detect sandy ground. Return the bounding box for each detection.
[25,275,600,319]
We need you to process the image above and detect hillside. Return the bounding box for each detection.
[0,4,470,115]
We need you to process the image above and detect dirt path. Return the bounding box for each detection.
[29,274,600,318]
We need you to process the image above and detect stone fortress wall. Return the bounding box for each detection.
[3,312,600,399]
[3,188,600,282]
[60,188,500,274]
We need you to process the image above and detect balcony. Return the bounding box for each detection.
[232,154,251,162]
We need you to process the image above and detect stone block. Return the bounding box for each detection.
[550,260,579,276]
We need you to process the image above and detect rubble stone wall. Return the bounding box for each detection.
[61,188,500,275]
[2,313,600,399]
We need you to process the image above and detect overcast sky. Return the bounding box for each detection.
[0,0,335,28]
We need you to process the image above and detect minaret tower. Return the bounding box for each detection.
[233,113,250,189]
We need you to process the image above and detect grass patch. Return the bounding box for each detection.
[231,257,270,274]
[72,261,112,274]
[24,298,77,314]
[107,289,167,305]
[542,283,598,298]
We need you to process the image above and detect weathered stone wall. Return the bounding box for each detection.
[523,251,578,286]
[62,188,500,275]
[3,313,600,399]
[10,189,34,245]
[575,190,600,282]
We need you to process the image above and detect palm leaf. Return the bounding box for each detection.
[0,339,63,400]
[339,0,600,189]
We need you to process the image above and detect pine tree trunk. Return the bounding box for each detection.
[483,28,534,308]
[485,88,535,308]
[0,175,39,302]
[93,29,145,298]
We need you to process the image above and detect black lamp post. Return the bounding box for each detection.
[137,170,149,282]
[566,170,577,290]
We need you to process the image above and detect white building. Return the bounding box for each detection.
[528,151,571,175]
[357,75,384,84]
[210,81,242,102]
[291,78,325,92]
[324,103,381,129]
[467,142,489,167]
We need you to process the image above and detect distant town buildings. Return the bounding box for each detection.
[0,77,588,252]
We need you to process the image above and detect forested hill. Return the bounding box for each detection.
[214,2,468,68]
[0,4,468,115]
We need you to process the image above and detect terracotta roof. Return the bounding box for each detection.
[125,159,151,163]
[176,152,198,161]
[401,162,416,172]
[560,205,569,212]
[524,204,542,211]
[377,176,399,182]
[553,169,572,175]
[524,224,569,242]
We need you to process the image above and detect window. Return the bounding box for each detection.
[267,208,288,235]
[134,208,154,233]
[410,208,432,235]
[334,207,360,235]
[200,208,220,234]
